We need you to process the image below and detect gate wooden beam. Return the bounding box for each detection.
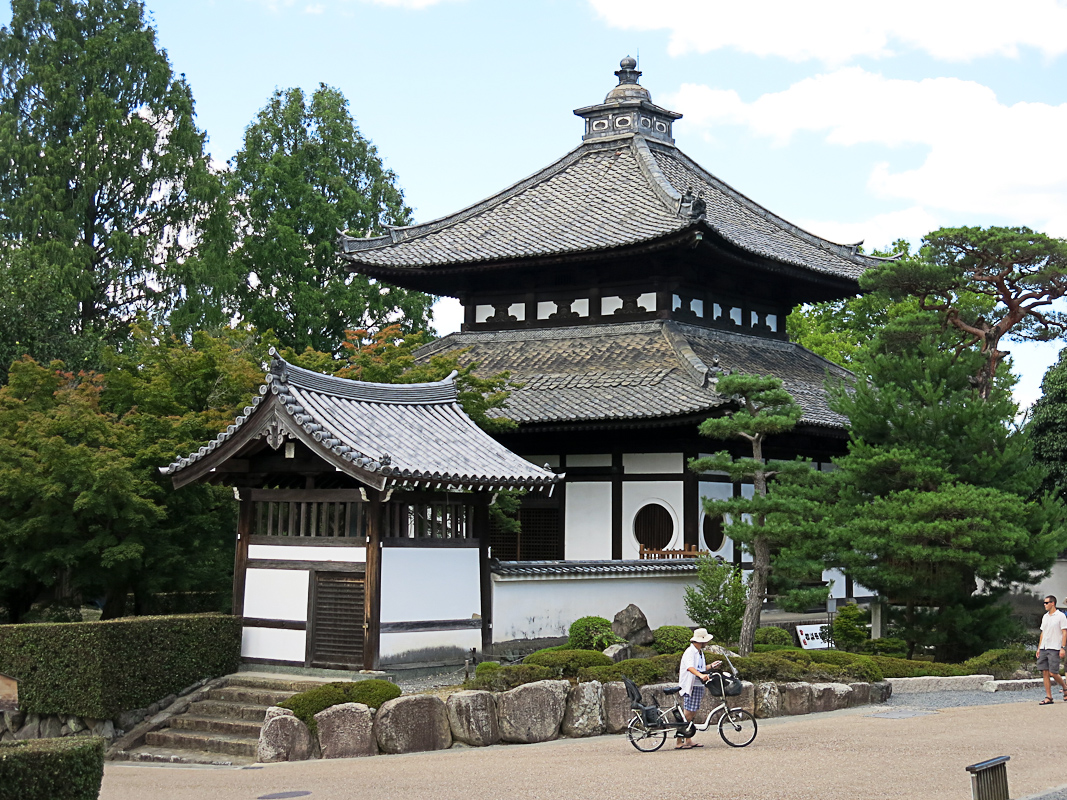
[232,498,255,616]
[364,489,383,671]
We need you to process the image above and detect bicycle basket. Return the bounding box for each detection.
[707,673,743,697]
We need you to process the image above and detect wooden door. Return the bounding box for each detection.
[308,572,365,669]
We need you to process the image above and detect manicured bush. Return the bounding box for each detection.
[652,625,693,654]
[567,616,624,650]
[464,664,554,692]
[0,613,241,718]
[474,661,501,676]
[830,603,869,652]
[870,656,968,678]
[754,626,794,646]
[753,643,802,653]
[578,654,682,685]
[731,653,810,683]
[805,650,883,682]
[278,680,401,736]
[860,637,908,658]
[523,649,612,676]
[962,647,1030,680]
[0,737,105,800]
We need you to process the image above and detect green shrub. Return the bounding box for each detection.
[805,650,883,682]
[860,638,908,658]
[567,616,624,650]
[870,656,968,678]
[0,613,241,718]
[753,643,801,653]
[731,653,810,682]
[278,680,401,736]
[684,554,746,643]
[523,649,612,676]
[464,664,554,692]
[962,647,1030,680]
[0,737,105,800]
[831,603,869,652]
[652,625,693,654]
[578,654,682,685]
[754,626,794,646]
[474,661,501,676]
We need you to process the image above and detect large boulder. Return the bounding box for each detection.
[603,643,633,663]
[39,716,62,739]
[612,604,654,647]
[315,702,377,759]
[848,682,871,707]
[258,711,313,762]
[375,695,451,755]
[13,713,40,740]
[778,682,813,716]
[755,682,780,718]
[446,691,499,747]
[603,682,632,734]
[810,683,852,713]
[497,680,569,744]
[561,681,605,737]
[870,681,893,703]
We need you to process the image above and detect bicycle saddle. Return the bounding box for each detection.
[663,686,681,695]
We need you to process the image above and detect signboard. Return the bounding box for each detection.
[795,624,831,650]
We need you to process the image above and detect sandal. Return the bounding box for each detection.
[689,742,705,748]
[676,744,693,750]
[1040,697,1054,705]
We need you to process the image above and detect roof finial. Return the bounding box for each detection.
[616,55,641,86]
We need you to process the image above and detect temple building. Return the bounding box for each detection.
[337,58,888,637]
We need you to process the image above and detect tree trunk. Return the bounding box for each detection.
[738,535,770,655]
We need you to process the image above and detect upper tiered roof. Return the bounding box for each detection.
[339,58,889,295]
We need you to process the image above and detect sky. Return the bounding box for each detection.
[4,0,1066,406]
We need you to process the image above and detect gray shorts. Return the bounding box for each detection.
[1038,648,1062,673]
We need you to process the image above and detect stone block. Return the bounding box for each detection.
[374,695,451,755]
[115,710,144,732]
[848,682,871,707]
[603,643,632,663]
[810,683,852,713]
[258,713,313,762]
[562,681,605,737]
[66,715,86,734]
[39,715,62,739]
[778,682,813,716]
[497,680,569,744]
[315,702,376,759]
[887,675,992,694]
[3,711,23,733]
[13,713,40,740]
[0,714,6,736]
[612,604,654,646]
[446,691,499,747]
[603,682,632,734]
[264,706,294,723]
[870,681,893,703]
[89,719,114,739]
[755,682,780,718]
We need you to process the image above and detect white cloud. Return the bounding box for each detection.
[794,207,942,253]
[589,0,1067,64]
[252,0,451,11]
[667,69,1067,236]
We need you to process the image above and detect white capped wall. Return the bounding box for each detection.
[380,629,482,661]
[241,627,306,662]
[247,544,366,562]
[380,548,480,623]
[492,574,695,641]
[243,569,309,621]
[565,481,612,560]
[623,453,683,474]
[622,481,684,558]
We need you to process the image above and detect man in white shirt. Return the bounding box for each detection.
[676,627,722,749]
[1037,595,1067,705]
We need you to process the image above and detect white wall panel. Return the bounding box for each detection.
[698,481,734,559]
[622,480,684,558]
[241,627,306,662]
[565,481,612,560]
[248,544,366,562]
[492,575,695,641]
[380,548,480,622]
[380,629,482,661]
[1030,562,1067,605]
[568,454,612,468]
[623,453,683,474]
[243,569,309,621]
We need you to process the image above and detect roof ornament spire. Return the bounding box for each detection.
[615,55,641,86]
[573,56,682,145]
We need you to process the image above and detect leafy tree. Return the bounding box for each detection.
[1030,347,1067,501]
[225,85,433,354]
[0,0,223,367]
[683,554,747,644]
[689,373,823,655]
[829,602,868,652]
[864,226,1067,399]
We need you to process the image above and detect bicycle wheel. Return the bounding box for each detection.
[627,716,667,752]
[718,708,757,747]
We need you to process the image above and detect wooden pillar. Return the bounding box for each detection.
[232,497,254,617]
[364,490,383,671]
[683,450,699,550]
[611,453,623,560]
[475,501,492,656]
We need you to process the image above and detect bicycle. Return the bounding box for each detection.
[624,653,757,752]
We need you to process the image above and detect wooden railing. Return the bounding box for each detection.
[639,544,699,560]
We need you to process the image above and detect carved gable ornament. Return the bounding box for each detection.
[259,409,295,451]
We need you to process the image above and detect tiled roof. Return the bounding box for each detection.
[416,321,851,430]
[161,350,561,491]
[491,559,699,577]
[339,134,886,281]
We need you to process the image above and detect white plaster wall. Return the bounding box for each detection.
[380,629,482,661]
[623,453,683,474]
[492,575,696,642]
[248,544,366,562]
[243,569,309,621]
[568,454,612,468]
[698,481,734,559]
[241,627,306,662]
[622,480,684,558]
[380,548,480,623]
[1026,561,1067,604]
[565,481,612,560]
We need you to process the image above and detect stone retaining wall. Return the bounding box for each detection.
[258,678,895,761]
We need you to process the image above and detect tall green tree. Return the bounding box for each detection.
[226,84,433,354]
[689,373,822,655]
[1030,347,1067,501]
[0,0,223,368]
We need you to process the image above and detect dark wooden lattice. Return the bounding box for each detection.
[309,573,365,669]
[634,503,673,550]
[488,507,560,560]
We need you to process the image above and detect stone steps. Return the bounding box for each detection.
[144,728,260,759]
[169,715,265,737]
[203,686,296,707]
[187,699,270,721]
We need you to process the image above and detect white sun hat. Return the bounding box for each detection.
[690,628,713,643]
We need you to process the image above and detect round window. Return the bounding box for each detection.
[633,503,673,549]
[702,512,725,552]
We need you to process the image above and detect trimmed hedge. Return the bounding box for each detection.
[870,655,968,678]
[278,680,401,737]
[961,647,1030,680]
[754,626,794,646]
[578,654,682,685]
[0,737,105,800]
[464,664,555,692]
[0,613,241,718]
[651,625,693,655]
[568,616,624,650]
[523,649,613,676]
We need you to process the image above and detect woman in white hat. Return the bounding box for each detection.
[676,627,722,749]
